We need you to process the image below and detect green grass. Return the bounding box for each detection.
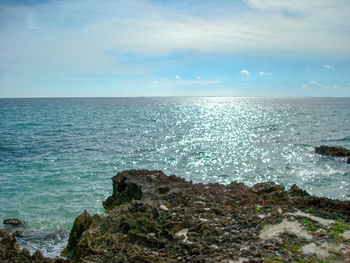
[282,242,301,255]
[331,224,350,233]
[330,224,350,240]
[297,257,332,263]
[302,220,319,232]
[264,256,284,263]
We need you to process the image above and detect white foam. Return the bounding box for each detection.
[17,229,69,258]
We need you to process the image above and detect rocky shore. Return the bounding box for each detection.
[2,168,350,262]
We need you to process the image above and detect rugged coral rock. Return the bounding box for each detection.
[103,171,143,210]
[2,169,349,262]
[62,170,350,262]
[315,145,350,157]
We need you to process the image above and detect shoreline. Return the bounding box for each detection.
[2,169,350,262]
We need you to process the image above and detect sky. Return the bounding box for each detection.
[0,0,350,97]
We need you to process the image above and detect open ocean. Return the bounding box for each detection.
[1,97,350,257]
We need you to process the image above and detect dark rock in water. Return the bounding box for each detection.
[315,145,350,157]
[347,156,350,164]
[3,218,23,227]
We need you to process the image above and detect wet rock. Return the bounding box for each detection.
[3,218,23,227]
[315,145,350,157]
[0,228,65,263]
[347,157,350,164]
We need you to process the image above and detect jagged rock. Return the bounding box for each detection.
[60,170,350,262]
[294,196,350,218]
[251,182,285,194]
[315,145,350,157]
[288,184,310,197]
[2,169,349,262]
[103,170,143,211]
[0,228,21,258]
[3,218,23,226]
[61,210,95,259]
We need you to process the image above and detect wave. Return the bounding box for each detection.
[17,229,69,258]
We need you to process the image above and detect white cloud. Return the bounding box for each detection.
[323,65,334,69]
[309,80,328,89]
[0,0,349,96]
[308,80,338,89]
[197,76,201,80]
[240,69,250,75]
[173,80,220,85]
[259,72,272,76]
[151,79,220,87]
[301,84,308,89]
[175,75,181,79]
[1,0,349,60]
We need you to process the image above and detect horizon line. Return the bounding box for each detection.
[1,96,350,100]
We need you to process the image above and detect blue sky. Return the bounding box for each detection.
[0,0,349,97]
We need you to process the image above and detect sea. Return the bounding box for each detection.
[1,97,349,257]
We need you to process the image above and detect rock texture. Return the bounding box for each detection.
[62,169,350,262]
[2,169,350,262]
[3,218,23,227]
[315,145,350,157]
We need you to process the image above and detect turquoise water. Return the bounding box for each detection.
[1,97,349,254]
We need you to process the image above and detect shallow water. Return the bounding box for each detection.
[0,97,349,256]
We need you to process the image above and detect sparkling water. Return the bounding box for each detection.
[1,97,349,256]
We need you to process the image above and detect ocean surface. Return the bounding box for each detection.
[1,97,350,257]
